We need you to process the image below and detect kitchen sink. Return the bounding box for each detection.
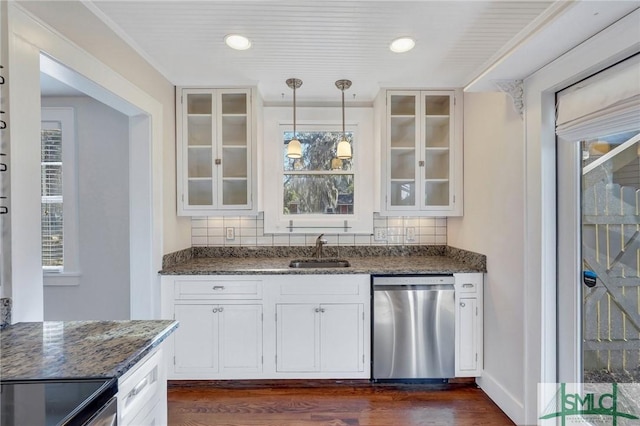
[289,259,351,268]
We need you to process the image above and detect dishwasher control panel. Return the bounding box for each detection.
[373,275,454,286]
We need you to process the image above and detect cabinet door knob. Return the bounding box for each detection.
[218,307,224,313]
[314,308,320,313]
[460,302,466,307]
[320,308,325,313]
[215,158,222,165]
[418,160,425,167]
[213,286,225,290]
[212,308,218,313]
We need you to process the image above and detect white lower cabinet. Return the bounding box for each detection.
[174,303,262,375]
[118,347,166,426]
[454,273,484,377]
[161,274,370,379]
[276,303,364,373]
[162,273,482,380]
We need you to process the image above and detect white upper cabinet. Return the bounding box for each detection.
[380,89,463,216]
[176,87,258,216]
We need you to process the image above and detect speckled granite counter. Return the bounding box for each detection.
[160,246,486,275]
[0,320,178,381]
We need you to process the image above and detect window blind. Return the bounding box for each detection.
[556,54,640,141]
[41,125,63,268]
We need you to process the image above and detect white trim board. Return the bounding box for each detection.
[522,8,640,425]
[8,3,164,319]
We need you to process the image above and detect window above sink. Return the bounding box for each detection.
[263,106,374,234]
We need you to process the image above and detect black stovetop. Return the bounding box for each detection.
[0,378,117,426]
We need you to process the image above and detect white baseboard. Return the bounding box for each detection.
[477,371,526,425]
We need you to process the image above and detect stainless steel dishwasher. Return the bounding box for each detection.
[372,275,455,380]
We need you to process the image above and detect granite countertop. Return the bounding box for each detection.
[0,320,178,381]
[160,246,486,275]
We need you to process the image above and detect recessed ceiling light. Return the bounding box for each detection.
[224,34,252,50]
[389,37,415,53]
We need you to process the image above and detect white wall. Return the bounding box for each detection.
[447,92,525,424]
[18,0,189,255]
[42,96,130,320]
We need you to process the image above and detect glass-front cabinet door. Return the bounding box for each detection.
[178,88,255,215]
[383,90,461,216]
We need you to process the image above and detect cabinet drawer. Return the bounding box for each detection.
[118,348,162,426]
[175,279,263,299]
[454,273,482,294]
[279,281,360,296]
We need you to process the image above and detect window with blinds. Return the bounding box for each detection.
[41,123,64,269]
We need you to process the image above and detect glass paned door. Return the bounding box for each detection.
[582,130,640,383]
[185,92,214,206]
[219,91,248,207]
[388,93,417,207]
[423,94,451,207]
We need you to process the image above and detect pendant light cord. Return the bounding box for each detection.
[341,87,345,140]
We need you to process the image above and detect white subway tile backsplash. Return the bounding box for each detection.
[208,236,225,246]
[354,234,372,245]
[207,217,224,227]
[192,218,208,228]
[240,217,257,228]
[240,227,257,237]
[223,218,240,228]
[420,217,436,227]
[387,235,403,245]
[338,234,355,246]
[273,235,290,246]
[192,236,208,246]
[256,236,274,246]
[192,227,207,237]
[289,235,306,245]
[403,218,420,227]
[191,214,447,247]
[207,227,224,237]
[240,236,257,246]
[387,217,403,227]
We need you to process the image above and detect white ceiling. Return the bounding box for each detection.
[86,0,557,103]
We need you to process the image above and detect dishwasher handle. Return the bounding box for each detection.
[373,284,454,292]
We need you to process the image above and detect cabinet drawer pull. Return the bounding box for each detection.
[213,286,225,290]
[463,283,474,288]
[460,302,466,307]
[129,377,148,399]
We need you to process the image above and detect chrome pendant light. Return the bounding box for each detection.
[286,78,303,159]
[335,79,352,160]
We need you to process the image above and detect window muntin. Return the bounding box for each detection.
[282,130,354,215]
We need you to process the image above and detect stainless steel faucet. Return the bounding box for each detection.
[314,234,328,259]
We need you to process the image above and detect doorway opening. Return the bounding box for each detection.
[557,54,640,384]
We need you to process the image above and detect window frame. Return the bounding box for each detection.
[263,107,374,234]
[41,107,80,286]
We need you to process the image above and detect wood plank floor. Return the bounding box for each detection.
[167,381,515,426]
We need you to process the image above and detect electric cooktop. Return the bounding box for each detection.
[0,378,117,426]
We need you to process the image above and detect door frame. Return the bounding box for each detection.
[7,4,163,320]
[556,138,582,384]
[522,9,640,424]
